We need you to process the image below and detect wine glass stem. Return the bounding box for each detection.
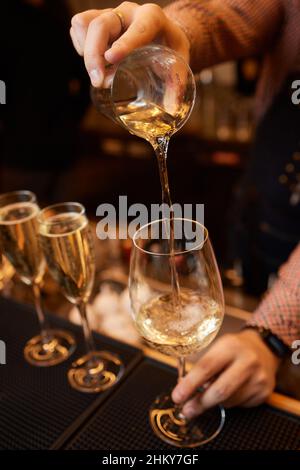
[175,357,187,420]
[32,282,51,344]
[178,357,186,381]
[77,301,96,354]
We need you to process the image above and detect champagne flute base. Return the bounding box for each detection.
[24,329,76,366]
[149,391,225,447]
[68,350,124,393]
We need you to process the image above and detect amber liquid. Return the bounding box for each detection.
[39,213,95,304]
[0,202,45,285]
[136,290,223,357]
[119,101,181,305]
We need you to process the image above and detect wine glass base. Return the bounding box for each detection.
[24,329,76,367]
[149,391,225,447]
[68,350,124,393]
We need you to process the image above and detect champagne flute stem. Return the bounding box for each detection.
[77,301,96,354]
[32,282,51,344]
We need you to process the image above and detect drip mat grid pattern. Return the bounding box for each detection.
[0,297,141,450]
[65,359,300,450]
[0,297,300,450]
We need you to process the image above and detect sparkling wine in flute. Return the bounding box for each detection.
[0,192,76,367]
[39,212,95,304]
[136,291,223,357]
[0,201,45,285]
[38,202,124,392]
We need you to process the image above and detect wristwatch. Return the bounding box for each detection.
[242,325,291,359]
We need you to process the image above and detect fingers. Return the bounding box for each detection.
[172,338,235,404]
[84,9,133,87]
[70,3,190,89]
[221,381,254,408]
[70,26,83,56]
[175,330,278,419]
[181,360,250,418]
[71,10,109,55]
[104,3,166,64]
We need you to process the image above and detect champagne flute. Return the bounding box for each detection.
[0,249,14,291]
[129,217,225,447]
[0,190,76,366]
[38,202,124,393]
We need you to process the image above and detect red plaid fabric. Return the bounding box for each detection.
[165,0,300,118]
[247,245,300,346]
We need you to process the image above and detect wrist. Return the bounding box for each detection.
[238,329,281,369]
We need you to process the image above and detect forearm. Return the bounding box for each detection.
[248,244,300,346]
[164,0,284,72]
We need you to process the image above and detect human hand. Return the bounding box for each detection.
[70,2,190,87]
[172,329,280,418]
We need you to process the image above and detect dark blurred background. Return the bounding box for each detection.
[0,0,260,305]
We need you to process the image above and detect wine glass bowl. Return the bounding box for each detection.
[129,218,226,447]
[91,45,196,143]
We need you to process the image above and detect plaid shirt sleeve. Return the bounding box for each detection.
[164,0,283,72]
[247,244,300,346]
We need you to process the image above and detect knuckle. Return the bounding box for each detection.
[223,333,240,347]
[120,1,138,9]
[245,351,259,369]
[256,371,269,388]
[90,15,106,30]
[196,359,213,381]
[144,3,163,14]
[71,13,89,29]
[143,3,163,26]
[213,384,229,402]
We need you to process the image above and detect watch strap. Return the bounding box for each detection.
[242,325,291,359]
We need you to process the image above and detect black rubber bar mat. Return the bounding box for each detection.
[0,296,142,450]
[66,358,300,450]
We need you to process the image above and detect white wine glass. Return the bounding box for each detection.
[0,190,76,366]
[38,202,124,393]
[129,217,225,447]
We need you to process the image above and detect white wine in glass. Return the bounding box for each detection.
[0,190,76,366]
[129,218,225,447]
[39,202,124,393]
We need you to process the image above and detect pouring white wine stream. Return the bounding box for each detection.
[119,100,188,310]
